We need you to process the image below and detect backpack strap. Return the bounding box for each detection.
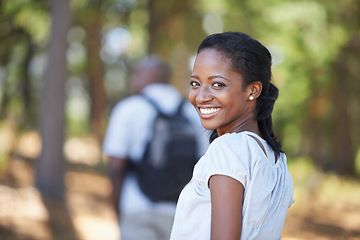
[173,99,186,118]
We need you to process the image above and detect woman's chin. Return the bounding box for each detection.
[200,121,218,131]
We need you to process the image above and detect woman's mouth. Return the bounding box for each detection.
[199,107,221,118]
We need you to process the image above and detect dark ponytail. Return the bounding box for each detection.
[209,130,218,143]
[257,83,282,155]
[198,32,282,154]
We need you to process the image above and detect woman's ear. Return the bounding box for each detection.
[248,82,262,100]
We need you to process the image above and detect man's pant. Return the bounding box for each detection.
[120,211,174,240]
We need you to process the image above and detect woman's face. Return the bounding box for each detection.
[189,49,254,134]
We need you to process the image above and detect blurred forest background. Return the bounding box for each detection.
[0,0,360,239]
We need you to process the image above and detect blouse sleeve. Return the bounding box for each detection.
[193,133,254,192]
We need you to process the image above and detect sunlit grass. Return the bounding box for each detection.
[0,153,8,171]
[317,174,360,210]
[288,156,360,210]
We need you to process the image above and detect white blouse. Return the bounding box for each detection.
[170,131,294,240]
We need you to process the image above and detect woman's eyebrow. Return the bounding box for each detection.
[209,75,231,82]
[191,74,231,82]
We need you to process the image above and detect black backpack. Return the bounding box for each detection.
[131,96,199,202]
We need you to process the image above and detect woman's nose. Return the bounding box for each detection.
[196,85,212,103]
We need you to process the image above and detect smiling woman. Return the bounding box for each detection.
[189,48,259,135]
[170,32,294,240]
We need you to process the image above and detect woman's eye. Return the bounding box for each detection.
[190,81,200,87]
[213,82,225,88]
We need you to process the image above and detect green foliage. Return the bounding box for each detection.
[13,4,50,44]
[356,148,360,176]
[0,0,359,175]
[127,8,150,58]
[196,0,229,14]
[66,116,90,137]
[0,0,49,128]
[288,156,316,183]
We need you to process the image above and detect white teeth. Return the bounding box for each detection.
[200,108,221,115]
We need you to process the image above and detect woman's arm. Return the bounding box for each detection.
[209,175,244,240]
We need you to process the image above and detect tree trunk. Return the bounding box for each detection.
[35,0,71,199]
[331,87,354,175]
[329,36,360,175]
[147,0,196,56]
[85,9,107,142]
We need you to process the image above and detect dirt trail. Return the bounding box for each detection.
[1,157,360,239]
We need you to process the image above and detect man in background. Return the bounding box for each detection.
[102,55,208,240]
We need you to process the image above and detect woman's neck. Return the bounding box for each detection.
[217,116,261,137]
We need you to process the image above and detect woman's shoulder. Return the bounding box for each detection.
[210,132,254,149]
[203,132,255,164]
[206,132,266,166]
[212,131,247,142]
[194,132,255,189]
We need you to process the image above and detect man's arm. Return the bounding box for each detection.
[108,156,128,219]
